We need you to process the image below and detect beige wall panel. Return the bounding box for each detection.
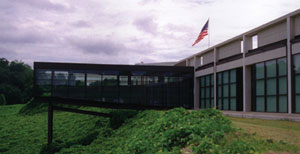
[202,50,214,65]
[195,67,213,77]
[245,47,286,65]
[188,58,194,66]
[217,40,241,60]
[257,22,287,47]
[216,59,243,72]
[292,42,300,54]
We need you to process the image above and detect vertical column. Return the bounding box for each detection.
[287,17,294,114]
[243,35,252,112]
[214,47,217,108]
[194,56,199,110]
[48,101,53,145]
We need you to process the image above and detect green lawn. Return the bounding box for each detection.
[228,116,300,146]
[1,104,300,154]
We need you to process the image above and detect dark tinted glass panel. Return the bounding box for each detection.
[296,95,300,113]
[87,73,101,86]
[218,86,222,97]
[230,69,236,83]
[223,72,229,84]
[266,60,276,78]
[36,70,52,80]
[206,76,210,86]
[230,84,236,97]
[223,98,228,110]
[218,73,222,85]
[266,96,276,112]
[120,76,128,86]
[279,96,287,113]
[278,58,286,76]
[223,85,229,97]
[294,54,300,73]
[256,80,264,96]
[230,98,236,111]
[256,63,264,79]
[201,77,205,87]
[296,75,300,94]
[256,97,265,112]
[266,79,276,95]
[278,77,287,95]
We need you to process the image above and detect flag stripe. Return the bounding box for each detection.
[192,19,209,46]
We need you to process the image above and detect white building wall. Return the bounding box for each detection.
[217,40,241,60]
[257,22,287,47]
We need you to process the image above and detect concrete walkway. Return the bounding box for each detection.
[222,111,300,122]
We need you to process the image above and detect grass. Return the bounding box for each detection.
[0,102,300,154]
[228,116,300,146]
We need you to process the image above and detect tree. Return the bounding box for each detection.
[0,58,33,105]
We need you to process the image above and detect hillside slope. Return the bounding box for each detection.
[0,104,299,154]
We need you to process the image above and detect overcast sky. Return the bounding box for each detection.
[0,0,300,66]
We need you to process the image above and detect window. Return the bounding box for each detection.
[199,74,214,109]
[252,35,258,49]
[253,57,287,113]
[119,76,128,86]
[241,40,244,53]
[294,54,300,113]
[69,71,86,98]
[200,57,203,65]
[53,71,69,97]
[217,68,242,111]
[36,69,52,96]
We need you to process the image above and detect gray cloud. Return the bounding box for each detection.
[69,37,126,55]
[71,20,92,28]
[11,0,69,12]
[133,16,158,35]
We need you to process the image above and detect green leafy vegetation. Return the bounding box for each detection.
[1,104,299,154]
[0,58,33,105]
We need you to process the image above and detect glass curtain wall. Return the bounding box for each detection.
[252,57,287,113]
[217,68,243,111]
[35,68,194,108]
[294,54,300,113]
[199,74,214,109]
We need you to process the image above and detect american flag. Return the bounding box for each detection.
[192,19,209,46]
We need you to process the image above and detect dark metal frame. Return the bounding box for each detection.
[199,74,214,109]
[292,53,300,113]
[251,57,288,113]
[216,68,243,111]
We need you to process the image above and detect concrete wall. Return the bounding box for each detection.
[216,59,243,72]
[292,42,300,54]
[202,50,214,65]
[187,58,194,66]
[245,47,286,65]
[294,15,300,36]
[257,22,287,47]
[195,67,213,77]
[217,40,241,60]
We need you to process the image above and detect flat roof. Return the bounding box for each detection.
[34,62,194,72]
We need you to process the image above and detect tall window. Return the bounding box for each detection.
[199,74,214,109]
[253,58,287,113]
[294,54,300,113]
[252,35,258,49]
[217,68,242,111]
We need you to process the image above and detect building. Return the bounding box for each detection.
[175,9,300,114]
[34,9,300,114]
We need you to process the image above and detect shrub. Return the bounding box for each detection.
[0,93,6,105]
